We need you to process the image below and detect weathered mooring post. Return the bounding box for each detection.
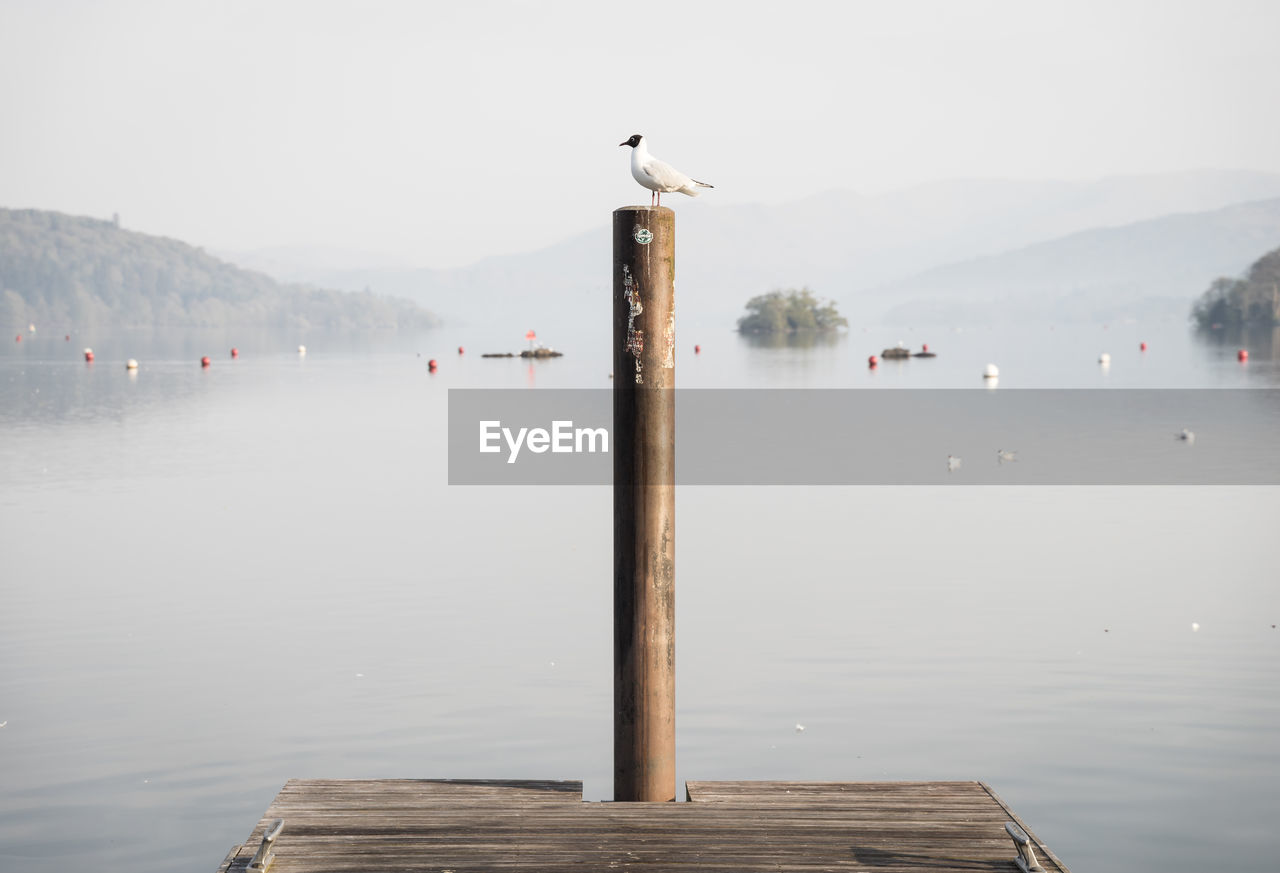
[612,205,676,802]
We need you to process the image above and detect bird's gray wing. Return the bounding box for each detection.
[641,158,694,191]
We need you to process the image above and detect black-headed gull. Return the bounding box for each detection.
[619,134,713,206]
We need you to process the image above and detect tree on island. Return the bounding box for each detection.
[1192,245,1280,328]
[736,288,847,334]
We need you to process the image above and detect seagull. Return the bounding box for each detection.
[619,134,713,206]
[947,455,962,472]
[1176,429,1195,443]
[997,449,1018,463]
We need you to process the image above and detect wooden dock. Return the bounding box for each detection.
[216,778,1070,872]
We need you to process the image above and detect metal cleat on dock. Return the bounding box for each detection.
[246,819,283,872]
[1005,821,1046,872]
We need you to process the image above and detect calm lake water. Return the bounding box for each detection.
[1,318,1278,873]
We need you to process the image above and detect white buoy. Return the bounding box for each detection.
[298,345,307,356]
[983,363,999,379]
[1191,622,1200,632]
[126,359,138,370]
[1098,352,1111,365]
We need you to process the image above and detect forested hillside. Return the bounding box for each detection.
[1192,245,1280,328]
[0,209,436,329]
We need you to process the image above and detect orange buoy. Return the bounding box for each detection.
[1238,349,1248,362]
[868,355,879,368]
[428,359,438,372]
[1140,342,1148,351]
[695,344,701,354]
[84,348,94,362]
[230,347,239,358]
[201,356,211,368]
[458,346,465,355]
[922,343,929,352]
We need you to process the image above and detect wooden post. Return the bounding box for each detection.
[612,205,676,802]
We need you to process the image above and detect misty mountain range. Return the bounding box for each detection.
[224,169,1280,329]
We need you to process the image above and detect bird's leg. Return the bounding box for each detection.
[656,191,662,207]
[650,190,656,207]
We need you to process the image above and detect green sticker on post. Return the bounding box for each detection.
[634,228,653,245]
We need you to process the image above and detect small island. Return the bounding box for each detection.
[1192,245,1280,329]
[736,288,848,335]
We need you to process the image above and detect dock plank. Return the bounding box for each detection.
[222,779,1069,872]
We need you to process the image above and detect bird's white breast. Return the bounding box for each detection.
[631,147,693,194]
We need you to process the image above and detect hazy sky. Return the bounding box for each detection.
[3,0,1279,268]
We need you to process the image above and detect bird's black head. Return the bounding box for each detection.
[619,134,643,148]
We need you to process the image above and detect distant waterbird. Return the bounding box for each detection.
[1176,428,1195,443]
[983,363,999,379]
[947,455,962,472]
[997,449,1018,463]
[619,134,713,206]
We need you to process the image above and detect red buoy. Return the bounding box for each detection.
[201,356,211,368]
[1238,349,1248,362]
[428,359,438,372]
[458,346,465,355]
[922,343,929,352]
[1140,342,1148,351]
[84,349,94,362]
[694,344,701,354]
[868,355,879,368]
[230,347,239,358]
[65,335,70,341]
[13,334,20,343]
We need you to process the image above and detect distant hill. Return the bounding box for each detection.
[223,169,1280,328]
[876,198,1280,324]
[0,209,437,330]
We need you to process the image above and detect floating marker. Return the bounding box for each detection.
[231,347,239,358]
[428,359,438,372]
[65,335,70,341]
[983,363,999,379]
[922,343,929,352]
[1238,349,1248,362]
[868,355,878,368]
[694,344,701,354]
[458,346,465,355]
[1140,342,1148,351]
[13,334,19,343]
[201,356,211,368]
[84,348,94,362]
[126,359,138,370]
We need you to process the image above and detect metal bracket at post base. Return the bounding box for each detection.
[1005,821,1046,872]
[246,819,283,872]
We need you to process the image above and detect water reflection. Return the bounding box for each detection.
[737,330,846,349]
[1192,323,1280,385]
